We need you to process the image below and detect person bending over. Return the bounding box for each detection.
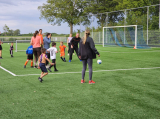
[69,33,81,62]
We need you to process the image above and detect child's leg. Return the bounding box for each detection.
[31,60,33,67]
[0,50,2,57]
[40,72,44,78]
[24,60,29,66]
[53,59,57,70]
[49,59,54,69]
[40,72,48,78]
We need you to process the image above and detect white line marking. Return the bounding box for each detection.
[99,50,160,53]
[15,67,160,77]
[0,66,16,76]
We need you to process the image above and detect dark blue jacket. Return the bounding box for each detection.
[43,36,51,49]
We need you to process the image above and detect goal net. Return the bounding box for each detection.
[103,25,150,49]
[15,40,31,52]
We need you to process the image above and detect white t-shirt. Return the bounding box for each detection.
[68,37,73,43]
[47,47,57,59]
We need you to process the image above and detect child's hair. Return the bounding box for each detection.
[41,48,46,53]
[52,42,56,46]
[34,31,39,38]
[60,41,63,43]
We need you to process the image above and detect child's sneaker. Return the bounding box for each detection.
[54,69,58,71]
[34,66,37,68]
[38,77,43,83]
[24,65,26,68]
[89,80,95,84]
[69,60,71,62]
[31,66,34,68]
[81,79,85,83]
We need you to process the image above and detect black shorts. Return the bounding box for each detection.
[52,59,56,63]
[10,50,13,55]
[27,54,33,60]
[33,47,41,58]
[0,45,2,50]
[40,63,48,73]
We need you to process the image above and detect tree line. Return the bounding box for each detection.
[2,24,20,36]
[38,0,160,34]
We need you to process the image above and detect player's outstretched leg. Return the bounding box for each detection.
[24,60,29,68]
[63,57,66,62]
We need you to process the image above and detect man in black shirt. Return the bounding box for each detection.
[69,33,81,62]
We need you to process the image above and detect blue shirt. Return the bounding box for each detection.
[26,45,33,55]
[43,36,51,49]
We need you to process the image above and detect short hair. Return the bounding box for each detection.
[46,33,51,37]
[60,41,63,43]
[52,42,56,46]
[39,29,42,31]
[41,48,46,53]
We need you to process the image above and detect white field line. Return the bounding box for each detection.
[99,50,160,53]
[0,66,16,76]
[15,67,160,77]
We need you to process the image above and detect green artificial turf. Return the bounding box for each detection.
[0,43,160,119]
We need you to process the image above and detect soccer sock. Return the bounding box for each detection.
[31,61,33,67]
[49,65,53,69]
[54,64,57,70]
[64,57,65,60]
[24,60,28,66]
[60,57,64,61]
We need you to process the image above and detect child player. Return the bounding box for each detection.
[47,42,58,72]
[59,41,67,62]
[10,42,14,57]
[38,48,54,82]
[24,43,33,68]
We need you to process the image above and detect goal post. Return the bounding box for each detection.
[15,40,31,52]
[102,25,148,49]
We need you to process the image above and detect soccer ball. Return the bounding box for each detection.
[97,59,102,64]
[8,43,9,45]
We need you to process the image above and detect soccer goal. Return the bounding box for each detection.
[103,25,149,49]
[15,40,31,52]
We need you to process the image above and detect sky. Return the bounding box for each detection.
[0,0,80,34]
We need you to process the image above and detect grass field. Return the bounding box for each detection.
[0,43,160,119]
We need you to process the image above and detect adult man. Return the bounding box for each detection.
[69,33,81,62]
[39,29,44,48]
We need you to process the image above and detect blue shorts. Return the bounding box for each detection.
[40,63,48,73]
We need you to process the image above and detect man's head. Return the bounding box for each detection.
[76,33,79,38]
[39,29,42,34]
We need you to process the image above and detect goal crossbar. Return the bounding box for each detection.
[15,40,31,52]
[103,25,138,49]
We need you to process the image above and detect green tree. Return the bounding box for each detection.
[38,0,89,34]
[3,24,9,36]
[13,29,20,36]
